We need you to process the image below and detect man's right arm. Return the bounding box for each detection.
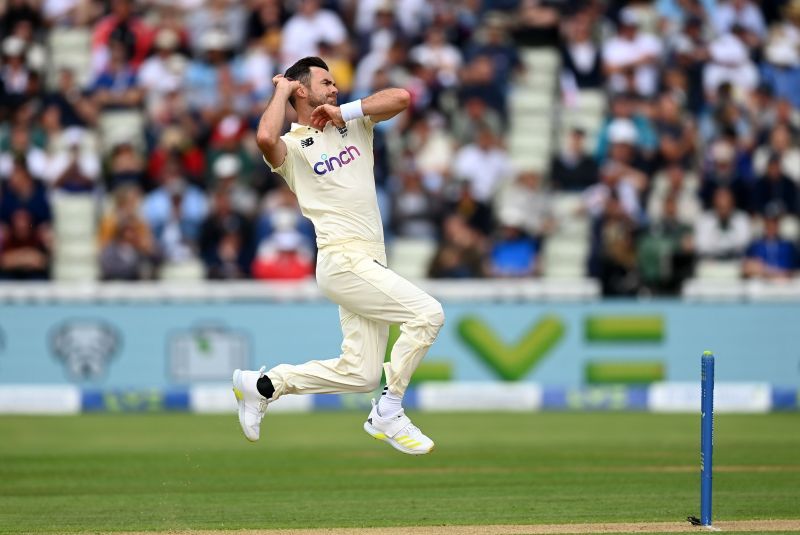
[256,76,301,169]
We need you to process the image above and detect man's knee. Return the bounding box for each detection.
[352,371,382,393]
[406,299,445,344]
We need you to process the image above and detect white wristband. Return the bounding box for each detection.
[340,99,364,122]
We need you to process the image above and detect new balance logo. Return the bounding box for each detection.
[337,126,348,138]
[300,138,314,148]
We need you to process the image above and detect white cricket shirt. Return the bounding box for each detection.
[266,116,384,248]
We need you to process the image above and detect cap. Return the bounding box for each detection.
[201,29,231,51]
[2,36,25,57]
[618,8,639,27]
[607,118,637,145]
[155,28,180,50]
[273,230,303,251]
[213,154,241,178]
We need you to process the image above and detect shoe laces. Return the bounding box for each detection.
[401,421,422,438]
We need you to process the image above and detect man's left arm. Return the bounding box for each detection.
[309,88,410,129]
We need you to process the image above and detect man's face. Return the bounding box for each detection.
[305,66,338,108]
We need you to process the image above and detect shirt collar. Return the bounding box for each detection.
[291,122,318,132]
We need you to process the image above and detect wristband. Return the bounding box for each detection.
[340,99,364,122]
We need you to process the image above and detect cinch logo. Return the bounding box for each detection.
[313,146,361,175]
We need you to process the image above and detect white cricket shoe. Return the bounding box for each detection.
[232,367,270,442]
[363,399,434,455]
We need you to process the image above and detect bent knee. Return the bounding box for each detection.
[351,372,382,393]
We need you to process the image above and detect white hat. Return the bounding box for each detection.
[201,29,231,51]
[213,154,241,178]
[765,41,800,67]
[711,141,735,163]
[273,231,303,251]
[618,8,639,27]
[709,33,748,65]
[155,28,180,50]
[607,118,637,145]
[2,36,25,57]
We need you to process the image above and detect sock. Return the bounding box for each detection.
[377,386,402,417]
[256,374,275,399]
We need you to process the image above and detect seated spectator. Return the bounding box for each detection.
[391,168,439,240]
[669,15,710,116]
[466,16,521,96]
[99,183,154,251]
[550,128,599,191]
[699,140,752,211]
[695,187,751,259]
[91,39,144,110]
[588,193,639,296]
[638,194,695,295]
[404,115,455,194]
[443,178,494,237]
[594,93,658,164]
[42,68,96,129]
[459,54,507,120]
[410,25,462,88]
[602,8,663,97]
[146,128,205,190]
[0,36,32,110]
[0,123,47,180]
[107,141,146,190]
[45,129,100,192]
[761,37,800,110]
[450,96,503,147]
[752,154,798,216]
[251,230,314,281]
[138,28,187,120]
[199,190,254,280]
[512,0,561,49]
[212,154,258,216]
[0,157,51,228]
[713,0,766,49]
[143,162,208,263]
[100,217,159,280]
[489,224,539,278]
[279,0,347,69]
[451,126,513,205]
[560,13,603,92]
[0,208,50,280]
[653,93,696,169]
[428,214,488,279]
[743,207,797,279]
[647,164,702,225]
[752,124,800,183]
[582,158,644,222]
[703,27,759,103]
[91,0,153,73]
[494,170,554,242]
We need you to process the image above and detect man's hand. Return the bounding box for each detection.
[272,74,301,96]
[310,104,344,130]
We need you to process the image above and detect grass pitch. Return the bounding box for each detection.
[0,412,798,533]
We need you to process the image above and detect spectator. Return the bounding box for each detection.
[183,29,239,114]
[761,36,800,110]
[0,123,47,179]
[280,0,347,69]
[212,154,258,217]
[703,28,759,103]
[138,29,187,120]
[512,0,561,49]
[751,154,798,216]
[466,16,521,96]
[0,209,50,280]
[700,140,752,211]
[695,187,751,259]
[638,194,695,295]
[589,193,639,296]
[743,208,797,279]
[451,126,513,205]
[489,224,539,277]
[647,164,702,225]
[450,96,503,147]
[652,93,696,170]
[98,183,154,252]
[583,159,642,221]
[560,13,604,92]
[99,217,158,281]
[494,170,554,241]
[45,129,100,192]
[459,53,507,119]
[42,68,96,129]
[550,127,599,191]
[199,189,254,280]
[713,0,766,48]
[91,0,153,73]
[669,15,710,116]
[0,36,31,109]
[246,0,285,53]
[0,157,51,228]
[251,229,314,281]
[752,125,800,184]
[428,214,488,278]
[410,26,463,88]
[391,168,439,240]
[91,40,143,110]
[186,0,247,56]
[602,8,663,97]
[594,93,658,163]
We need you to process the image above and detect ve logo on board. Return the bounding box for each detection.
[457,315,565,381]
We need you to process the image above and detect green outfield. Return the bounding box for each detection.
[1,412,799,533]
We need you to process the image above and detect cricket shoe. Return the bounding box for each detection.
[363,399,434,455]
[232,367,271,442]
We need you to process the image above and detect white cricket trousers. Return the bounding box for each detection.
[266,240,445,400]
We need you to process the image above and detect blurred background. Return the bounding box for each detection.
[0,0,798,414]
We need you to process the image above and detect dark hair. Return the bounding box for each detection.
[284,56,329,109]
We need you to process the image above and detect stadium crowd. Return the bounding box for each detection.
[0,0,799,295]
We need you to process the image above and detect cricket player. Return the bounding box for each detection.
[232,57,444,455]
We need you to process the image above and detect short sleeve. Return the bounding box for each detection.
[263,137,296,188]
[349,115,374,144]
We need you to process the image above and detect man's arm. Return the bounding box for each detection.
[256,75,301,169]
[309,88,410,130]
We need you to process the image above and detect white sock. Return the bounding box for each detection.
[377,387,403,417]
